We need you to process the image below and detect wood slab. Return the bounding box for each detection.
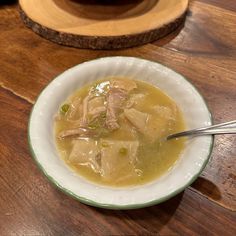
[19,0,188,49]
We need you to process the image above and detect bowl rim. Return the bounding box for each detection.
[28,56,214,209]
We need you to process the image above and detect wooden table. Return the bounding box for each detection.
[0,1,235,235]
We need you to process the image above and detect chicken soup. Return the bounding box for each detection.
[54,78,186,187]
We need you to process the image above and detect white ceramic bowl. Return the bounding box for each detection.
[28,57,213,209]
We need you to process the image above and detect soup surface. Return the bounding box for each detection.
[54,77,186,187]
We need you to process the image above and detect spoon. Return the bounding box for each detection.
[167,120,236,140]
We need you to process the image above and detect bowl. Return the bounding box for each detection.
[28,56,213,209]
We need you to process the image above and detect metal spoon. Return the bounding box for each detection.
[167,120,236,140]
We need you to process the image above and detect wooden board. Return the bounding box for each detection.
[19,0,188,49]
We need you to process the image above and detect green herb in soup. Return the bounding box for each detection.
[54,77,186,187]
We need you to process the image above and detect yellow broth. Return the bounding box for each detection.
[54,78,186,187]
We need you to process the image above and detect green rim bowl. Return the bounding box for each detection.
[28,56,213,209]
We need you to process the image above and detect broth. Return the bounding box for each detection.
[54,77,186,187]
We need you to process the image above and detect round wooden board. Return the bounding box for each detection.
[19,0,189,49]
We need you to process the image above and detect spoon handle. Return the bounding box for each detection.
[190,120,236,131]
[167,120,236,140]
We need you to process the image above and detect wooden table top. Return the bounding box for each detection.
[0,1,235,235]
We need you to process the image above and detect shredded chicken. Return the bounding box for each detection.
[68,80,138,131]
[105,79,138,130]
[58,127,96,139]
[105,88,128,130]
[81,95,90,127]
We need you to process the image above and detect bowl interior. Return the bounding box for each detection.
[29,57,213,209]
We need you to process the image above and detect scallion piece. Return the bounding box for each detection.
[119,147,128,156]
[60,104,70,114]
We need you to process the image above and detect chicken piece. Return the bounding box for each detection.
[69,138,101,173]
[110,79,137,92]
[105,88,127,130]
[105,79,137,131]
[81,95,90,127]
[100,139,139,181]
[58,127,96,139]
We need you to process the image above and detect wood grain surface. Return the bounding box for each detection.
[0,0,236,235]
[19,0,188,49]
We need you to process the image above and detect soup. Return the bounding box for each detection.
[54,77,186,187]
